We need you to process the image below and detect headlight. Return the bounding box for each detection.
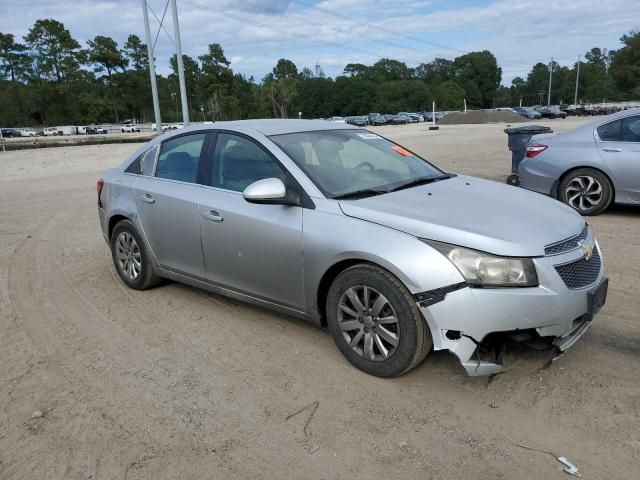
[422,240,538,287]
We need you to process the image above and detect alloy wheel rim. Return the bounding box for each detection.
[565,175,603,211]
[337,285,400,361]
[115,232,142,281]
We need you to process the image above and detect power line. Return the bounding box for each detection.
[177,0,546,77]
[148,2,176,48]
[223,0,450,60]
[290,0,467,55]
[152,0,171,53]
[180,0,382,59]
[289,0,534,67]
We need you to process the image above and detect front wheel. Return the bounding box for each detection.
[326,264,432,377]
[558,168,613,216]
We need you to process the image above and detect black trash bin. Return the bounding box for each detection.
[504,125,553,185]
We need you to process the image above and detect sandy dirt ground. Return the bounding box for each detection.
[1,117,638,480]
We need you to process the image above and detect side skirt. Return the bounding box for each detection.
[157,267,319,326]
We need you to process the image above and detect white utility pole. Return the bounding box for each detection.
[547,57,553,106]
[432,101,436,127]
[574,55,580,106]
[464,98,467,113]
[171,0,190,126]
[142,0,162,132]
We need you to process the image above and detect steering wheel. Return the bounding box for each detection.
[346,161,374,184]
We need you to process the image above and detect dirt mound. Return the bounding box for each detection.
[439,110,527,124]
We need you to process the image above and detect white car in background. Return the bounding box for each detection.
[17,128,37,137]
[152,123,169,132]
[122,124,141,133]
[43,127,59,136]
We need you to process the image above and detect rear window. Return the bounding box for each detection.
[597,116,640,142]
[125,144,158,175]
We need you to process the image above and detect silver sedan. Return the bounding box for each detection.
[98,120,607,377]
[519,108,640,215]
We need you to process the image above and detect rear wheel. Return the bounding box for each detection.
[558,168,613,216]
[110,220,160,290]
[326,264,431,377]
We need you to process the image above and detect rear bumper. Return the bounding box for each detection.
[417,242,606,375]
[518,157,561,196]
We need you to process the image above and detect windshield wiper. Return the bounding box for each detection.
[333,188,390,200]
[386,173,454,193]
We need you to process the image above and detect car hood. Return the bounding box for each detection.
[339,175,584,257]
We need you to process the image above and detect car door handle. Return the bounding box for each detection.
[141,193,155,204]
[202,209,224,222]
[601,147,622,153]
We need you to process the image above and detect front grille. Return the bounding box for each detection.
[545,225,589,255]
[555,246,601,289]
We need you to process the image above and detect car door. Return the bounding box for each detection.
[596,115,640,202]
[134,132,209,277]
[199,131,305,310]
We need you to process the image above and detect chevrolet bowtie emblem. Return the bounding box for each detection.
[578,240,594,261]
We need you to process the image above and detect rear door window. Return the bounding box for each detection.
[597,116,640,142]
[597,120,622,141]
[125,144,158,175]
[156,134,206,183]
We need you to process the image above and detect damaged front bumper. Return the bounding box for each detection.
[416,247,607,376]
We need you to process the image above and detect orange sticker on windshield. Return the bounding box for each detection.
[392,145,413,157]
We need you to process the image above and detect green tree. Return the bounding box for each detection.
[87,36,127,79]
[24,19,85,82]
[0,33,30,81]
[414,58,454,85]
[610,31,640,99]
[433,80,465,110]
[453,51,501,108]
[169,54,201,120]
[267,58,298,118]
[123,34,148,71]
[370,58,411,81]
[199,43,233,120]
[343,63,369,77]
[87,35,127,121]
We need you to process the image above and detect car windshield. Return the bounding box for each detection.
[270,129,446,198]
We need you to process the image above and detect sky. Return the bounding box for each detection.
[2,0,639,84]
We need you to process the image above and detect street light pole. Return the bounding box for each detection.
[547,57,553,106]
[142,0,161,131]
[171,0,190,126]
[574,55,580,106]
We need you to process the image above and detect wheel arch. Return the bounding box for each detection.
[108,214,132,240]
[316,257,412,327]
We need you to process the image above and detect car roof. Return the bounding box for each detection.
[165,119,360,137]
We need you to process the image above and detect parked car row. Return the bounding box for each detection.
[331,111,448,127]
[509,105,633,121]
[562,106,631,116]
[151,122,184,132]
[0,128,37,137]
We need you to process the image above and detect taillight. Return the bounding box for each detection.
[97,178,104,208]
[525,143,548,158]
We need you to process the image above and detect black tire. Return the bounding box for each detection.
[326,263,432,377]
[558,168,613,216]
[110,219,160,290]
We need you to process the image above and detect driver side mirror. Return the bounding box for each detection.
[242,178,301,206]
